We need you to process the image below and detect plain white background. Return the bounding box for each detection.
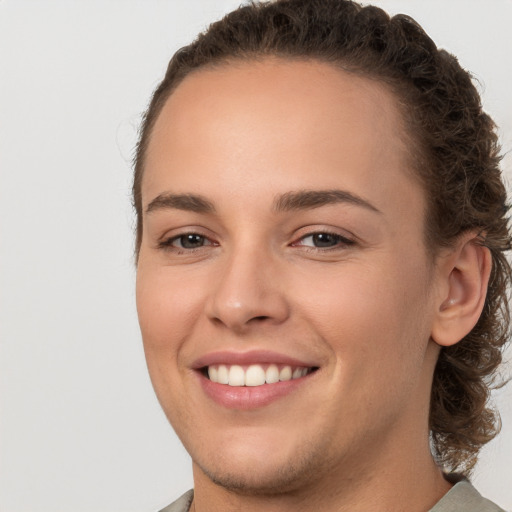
[0,1,511,511]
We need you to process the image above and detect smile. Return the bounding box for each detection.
[206,364,314,387]
[193,351,320,409]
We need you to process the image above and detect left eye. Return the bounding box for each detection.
[296,232,353,248]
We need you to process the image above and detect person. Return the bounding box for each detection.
[133,0,511,510]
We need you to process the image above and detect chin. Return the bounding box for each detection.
[191,435,330,496]
[196,458,316,496]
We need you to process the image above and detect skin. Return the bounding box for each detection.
[136,59,489,512]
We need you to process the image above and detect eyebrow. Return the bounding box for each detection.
[145,189,381,215]
[145,193,216,214]
[272,189,381,214]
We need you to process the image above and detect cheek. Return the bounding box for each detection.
[136,265,205,362]
[135,265,208,425]
[293,255,432,369]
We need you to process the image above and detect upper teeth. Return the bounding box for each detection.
[207,364,310,387]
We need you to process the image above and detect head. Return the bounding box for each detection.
[134,0,511,482]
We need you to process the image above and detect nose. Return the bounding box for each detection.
[205,243,290,332]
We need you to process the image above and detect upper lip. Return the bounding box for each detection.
[191,350,319,370]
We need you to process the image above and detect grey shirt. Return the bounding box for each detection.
[158,481,506,512]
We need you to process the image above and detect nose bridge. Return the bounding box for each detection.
[206,237,289,330]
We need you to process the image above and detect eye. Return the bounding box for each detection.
[159,233,215,250]
[175,233,207,249]
[294,232,354,249]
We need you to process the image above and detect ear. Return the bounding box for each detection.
[431,233,492,347]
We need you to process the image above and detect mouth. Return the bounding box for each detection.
[193,350,321,409]
[202,363,318,387]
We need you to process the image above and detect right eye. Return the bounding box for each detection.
[159,233,217,251]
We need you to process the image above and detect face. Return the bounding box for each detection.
[136,59,441,494]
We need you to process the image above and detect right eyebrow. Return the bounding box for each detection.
[145,193,216,215]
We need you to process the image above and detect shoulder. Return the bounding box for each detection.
[431,478,506,512]
[157,489,194,512]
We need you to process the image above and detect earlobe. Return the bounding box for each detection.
[431,234,492,347]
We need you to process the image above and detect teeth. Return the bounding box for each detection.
[206,364,311,386]
[265,364,280,384]
[292,367,302,379]
[279,366,292,382]
[208,366,218,382]
[228,365,245,386]
[245,365,266,386]
[217,365,229,384]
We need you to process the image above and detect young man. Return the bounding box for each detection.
[133,1,510,510]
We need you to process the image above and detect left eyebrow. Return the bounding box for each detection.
[272,189,382,214]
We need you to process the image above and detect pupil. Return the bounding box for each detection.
[181,234,203,248]
[313,233,337,247]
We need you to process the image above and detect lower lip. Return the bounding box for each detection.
[198,372,311,410]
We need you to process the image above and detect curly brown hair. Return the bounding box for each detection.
[133,0,511,474]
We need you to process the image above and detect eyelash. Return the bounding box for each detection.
[291,231,355,251]
[158,230,355,253]
[158,233,217,253]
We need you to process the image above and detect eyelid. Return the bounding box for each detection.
[174,234,214,248]
[291,226,355,243]
[155,226,356,253]
[157,228,219,251]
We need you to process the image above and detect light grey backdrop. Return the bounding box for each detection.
[1,1,511,511]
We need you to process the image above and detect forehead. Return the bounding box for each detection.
[142,58,422,224]
[146,59,408,171]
